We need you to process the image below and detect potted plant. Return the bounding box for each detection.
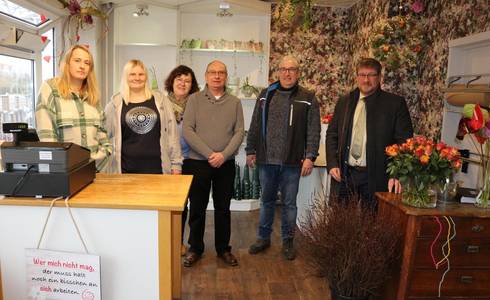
[241,77,259,98]
[299,196,402,300]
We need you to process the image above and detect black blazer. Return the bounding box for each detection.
[326,87,413,195]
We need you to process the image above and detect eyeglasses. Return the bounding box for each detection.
[357,73,379,79]
[176,78,192,85]
[207,71,227,77]
[278,67,299,74]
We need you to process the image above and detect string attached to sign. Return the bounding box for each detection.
[36,196,89,254]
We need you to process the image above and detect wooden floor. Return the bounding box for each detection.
[181,208,331,300]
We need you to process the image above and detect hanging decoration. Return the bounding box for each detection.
[369,15,426,79]
[278,0,315,31]
[56,0,109,59]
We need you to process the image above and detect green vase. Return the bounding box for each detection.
[233,163,241,200]
[251,165,260,199]
[242,164,251,199]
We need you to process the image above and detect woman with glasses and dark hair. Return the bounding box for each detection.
[104,59,182,175]
[164,65,199,255]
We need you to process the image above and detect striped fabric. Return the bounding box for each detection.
[35,79,112,171]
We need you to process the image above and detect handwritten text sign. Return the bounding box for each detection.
[25,249,101,300]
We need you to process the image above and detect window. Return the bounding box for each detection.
[0,54,34,141]
[41,28,54,82]
[0,0,49,27]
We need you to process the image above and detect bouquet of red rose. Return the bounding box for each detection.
[385,136,462,207]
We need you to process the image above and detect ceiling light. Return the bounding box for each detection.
[133,4,149,17]
[217,1,233,17]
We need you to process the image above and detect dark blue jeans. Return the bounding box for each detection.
[257,164,301,241]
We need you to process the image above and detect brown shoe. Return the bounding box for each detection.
[218,251,238,266]
[183,252,201,267]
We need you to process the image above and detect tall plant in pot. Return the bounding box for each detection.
[299,196,402,299]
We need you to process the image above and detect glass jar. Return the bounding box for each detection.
[402,177,437,208]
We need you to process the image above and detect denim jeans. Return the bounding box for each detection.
[257,164,301,241]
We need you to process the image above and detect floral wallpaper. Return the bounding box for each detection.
[270,0,490,139]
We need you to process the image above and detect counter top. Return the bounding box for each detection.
[0,173,192,211]
[376,192,490,218]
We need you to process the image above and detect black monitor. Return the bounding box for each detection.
[2,123,39,144]
[18,128,39,142]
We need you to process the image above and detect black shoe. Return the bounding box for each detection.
[218,251,239,266]
[282,239,295,260]
[248,239,271,254]
[183,251,201,267]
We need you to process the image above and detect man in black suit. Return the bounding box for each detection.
[326,58,413,207]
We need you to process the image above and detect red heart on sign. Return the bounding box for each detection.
[43,56,51,63]
[40,14,46,22]
[41,36,47,43]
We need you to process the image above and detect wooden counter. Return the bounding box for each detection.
[0,173,192,300]
[377,192,490,299]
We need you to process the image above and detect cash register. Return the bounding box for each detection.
[0,123,95,197]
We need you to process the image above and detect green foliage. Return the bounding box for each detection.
[280,0,315,30]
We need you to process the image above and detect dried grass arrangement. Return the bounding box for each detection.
[299,196,402,299]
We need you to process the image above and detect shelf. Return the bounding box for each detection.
[116,43,177,47]
[206,199,260,211]
[179,48,264,55]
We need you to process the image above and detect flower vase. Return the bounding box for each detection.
[402,177,437,208]
[476,182,490,209]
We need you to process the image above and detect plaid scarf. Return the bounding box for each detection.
[168,92,188,124]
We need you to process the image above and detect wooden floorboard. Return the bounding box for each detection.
[181,208,331,300]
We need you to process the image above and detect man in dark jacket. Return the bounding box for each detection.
[326,57,413,208]
[245,55,320,260]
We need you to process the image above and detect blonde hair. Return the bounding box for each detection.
[57,45,99,106]
[119,59,152,102]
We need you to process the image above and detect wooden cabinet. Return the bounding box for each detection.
[377,192,490,299]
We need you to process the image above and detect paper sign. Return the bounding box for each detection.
[25,249,101,300]
[38,151,52,161]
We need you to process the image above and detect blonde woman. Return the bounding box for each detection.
[105,60,182,174]
[36,45,112,171]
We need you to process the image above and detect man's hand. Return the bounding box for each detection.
[171,169,182,175]
[246,154,256,168]
[301,158,314,177]
[329,167,341,182]
[208,152,225,168]
[388,178,402,193]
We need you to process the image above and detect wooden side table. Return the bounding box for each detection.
[376,192,490,299]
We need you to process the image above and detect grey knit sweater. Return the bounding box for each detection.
[182,87,244,161]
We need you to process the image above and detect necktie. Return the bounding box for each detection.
[351,98,366,160]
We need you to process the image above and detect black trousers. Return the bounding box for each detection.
[337,166,376,210]
[183,158,235,255]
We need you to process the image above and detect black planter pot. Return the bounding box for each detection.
[330,289,368,300]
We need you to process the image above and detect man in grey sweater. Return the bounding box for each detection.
[182,60,244,267]
[246,55,320,260]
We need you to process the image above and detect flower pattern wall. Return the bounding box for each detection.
[270,0,490,139]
